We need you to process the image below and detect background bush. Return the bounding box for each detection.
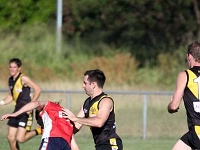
[0,23,188,90]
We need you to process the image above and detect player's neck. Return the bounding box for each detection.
[12,72,20,80]
[91,89,103,99]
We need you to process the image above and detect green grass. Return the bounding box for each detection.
[0,136,177,150]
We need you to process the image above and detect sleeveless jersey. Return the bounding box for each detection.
[40,101,73,146]
[9,73,31,111]
[83,92,120,145]
[184,66,200,128]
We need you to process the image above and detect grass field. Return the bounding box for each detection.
[0,136,177,150]
[0,87,188,150]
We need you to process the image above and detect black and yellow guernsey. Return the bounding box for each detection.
[184,66,200,129]
[83,92,120,145]
[9,73,31,112]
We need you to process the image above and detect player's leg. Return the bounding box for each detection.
[174,126,200,150]
[71,135,80,150]
[16,141,20,150]
[172,140,191,150]
[16,112,41,143]
[16,127,38,143]
[7,126,18,150]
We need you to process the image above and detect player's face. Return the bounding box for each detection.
[9,62,21,77]
[82,75,94,96]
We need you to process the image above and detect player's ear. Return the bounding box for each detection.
[92,82,96,89]
[188,53,193,60]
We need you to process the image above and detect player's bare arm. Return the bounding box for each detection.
[1,86,13,106]
[1,94,13,105]
[1,101,45,121]
[168,71,187,113]
[21,75,41,101]
[71,135,80,150]
[61,107,84,133]
[63,97,113,128]
[73,105,85,132]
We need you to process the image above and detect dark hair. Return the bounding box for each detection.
[84,69,106,88]
[9,58,22,67]
[188,41,200,62]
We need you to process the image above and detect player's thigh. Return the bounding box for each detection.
[172,139,191,150]
[16,127,27,140]
[7,126,18,140]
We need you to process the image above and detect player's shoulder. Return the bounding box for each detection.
[100,95,113,105]
[21,74,30,80]
[178,70,187,77]
[176,71,187,83]
[102,93,112,99]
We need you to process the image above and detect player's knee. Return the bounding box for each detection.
[16,137,26,143]
[7,134,15,142]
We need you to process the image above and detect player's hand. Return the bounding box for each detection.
[26,110,33,115]
[62,108,77,122]
[1,113,15,121]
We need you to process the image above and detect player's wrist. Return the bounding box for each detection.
[0,100,5,106]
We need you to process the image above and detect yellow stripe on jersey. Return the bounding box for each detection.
[187,70,199,99]
[25,112,33,131]
[89,101,99,116]
[13,74,23,104]
[110,138,117,145]
[89,95,112,116]
[195,125,200,136]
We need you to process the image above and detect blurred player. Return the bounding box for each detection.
[168,41,200,150]
[0,58,41,150]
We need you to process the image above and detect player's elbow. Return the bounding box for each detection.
[16,137,26,143]
[94,124,102,128]
[37,86,42,94]
[33,101,40,107]
[95,121,105,128]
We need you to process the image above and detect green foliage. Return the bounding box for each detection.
[63,0,197,66]
[67,52,139,84]
[0,0,56,32]
[134,67,161,87]
[0,23,189,88]
[0,0,198,67]
[156,46,188,87]
[0,24,161,87]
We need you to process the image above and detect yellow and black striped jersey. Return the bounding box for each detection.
[184,66,200,128]
[9,73,31,112]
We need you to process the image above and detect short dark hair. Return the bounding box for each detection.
[9,58,22,67]
[84,69,106,88]
[188,41,200,62]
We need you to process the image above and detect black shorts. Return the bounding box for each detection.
[38,137,70,150]
[7,112,33,131]
[180,126,200,149]
[95,138,123,150]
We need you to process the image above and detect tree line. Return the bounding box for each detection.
[1,0,199,66]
